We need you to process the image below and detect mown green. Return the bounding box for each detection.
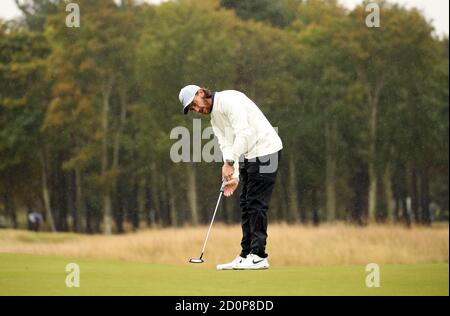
[0,254,447,296]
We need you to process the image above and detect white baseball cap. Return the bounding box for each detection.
[179,85,201,115]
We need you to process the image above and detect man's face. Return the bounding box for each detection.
[188,90,212,115]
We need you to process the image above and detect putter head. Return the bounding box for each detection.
[189,258,204,264]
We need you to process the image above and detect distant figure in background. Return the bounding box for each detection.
[28,211,44,232]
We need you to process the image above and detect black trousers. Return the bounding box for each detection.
[239,150,282,258]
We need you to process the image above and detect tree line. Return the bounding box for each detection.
[0,0,448,233]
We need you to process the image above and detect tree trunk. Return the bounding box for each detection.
[101,78,114,235]
[394,198,400,223]
[410,162,420,223]
[39,147,56,232]
[74,167,84,233]
[109,88,128,233]
[55,165,69,232]
[383,163,395,223]
[145,182,156,227]
[325,120,337,222]
[149,162,160,226]
[159,173,169,226]
[367,139,377,222]
[137,176,147,229]
[114,175,125,234]
[420,163,431,226]
[350,163,368,225]
[187,165,199,225]
[167,174,178,226]
[287,155,300,223]
[270,183,281,222]
[404,197,412,228]
[298,185,307,223]
[130,179,140,231]
[103,195,113,234]
[277,168,289,221]
[66,171,75,231]
[3,191,18,229]
[368,94,378,223]
[112,88,127,170]
[311,187,320,226]
[396,164,411,227]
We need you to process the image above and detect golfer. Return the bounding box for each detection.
[179,85,283,270]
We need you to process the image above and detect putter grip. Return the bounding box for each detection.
[220,181,225,193]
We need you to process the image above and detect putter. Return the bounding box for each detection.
[189,181,225,264]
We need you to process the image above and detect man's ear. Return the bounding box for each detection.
[197,89,205,97]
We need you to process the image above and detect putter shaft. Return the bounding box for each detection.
[200,190,223,255]
[190,182,225,263]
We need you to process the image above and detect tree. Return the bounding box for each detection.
[337,2,438,222]
[0,23,54,230]
[220,0,301,28]
[14,0,60,31]
[45,0,141,233]
[292,0,354,222]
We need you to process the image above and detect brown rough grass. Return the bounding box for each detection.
[0,223,448,268]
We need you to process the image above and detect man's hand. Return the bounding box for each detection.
[222,163,234,181]
[223,178,239,197]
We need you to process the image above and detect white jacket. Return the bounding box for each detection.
[211,90,283,179]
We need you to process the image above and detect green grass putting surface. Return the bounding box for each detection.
[0,253,448,296]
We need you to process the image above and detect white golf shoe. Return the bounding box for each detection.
[216,255,246,270]
[232,254,269,270]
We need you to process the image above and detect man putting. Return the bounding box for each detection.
[179,85,283,270]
